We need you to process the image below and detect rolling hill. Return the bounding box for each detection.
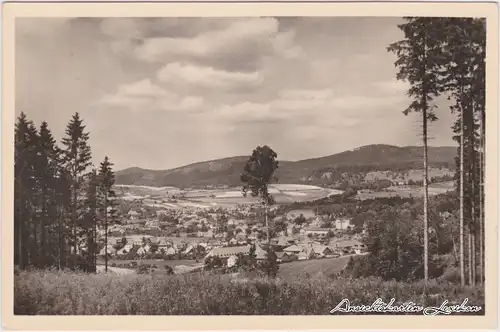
[115,144,456,189]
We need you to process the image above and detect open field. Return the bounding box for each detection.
[356,181,455,200]
[114,183,342,208]
[278,256,353,279]
[97,256,353,278]
[15,269,484,315]
[364,167,453,183]
[117,182,454,207]
[97,259,201,274]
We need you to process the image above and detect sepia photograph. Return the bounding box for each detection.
[1,1,499,330]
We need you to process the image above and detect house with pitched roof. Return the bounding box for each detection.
[116,243,135,256]
[205,245,251,260]
[99,244,117,257]
[136,244,151,256]
[311,244,337,258]
[127,209,140,221]
[276,251,293,263]
[283,244,303,254]
[304,227,331,237]
[332,239,367,254]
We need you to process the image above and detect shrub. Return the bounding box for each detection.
[137,265,150,274]
[164,265,174,275]
[439,266,461,283]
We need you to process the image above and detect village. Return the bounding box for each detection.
[95,198,368,273]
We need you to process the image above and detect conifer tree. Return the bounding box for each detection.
[14,112,38,268]
[441,18,485,285]
[61,112,93,267]
[35,121,60,267]
[98,156,117,273]
[83,169,99,272]
[387,17,445,281]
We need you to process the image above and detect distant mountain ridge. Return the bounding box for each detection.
[115,144,457,189]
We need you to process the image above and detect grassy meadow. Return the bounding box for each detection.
[15,269,484,315]
[278,256,352,279]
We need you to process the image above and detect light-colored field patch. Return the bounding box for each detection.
[364,167,453,183]
[144,203,166,208]
[215,191,244,198]
[328,189,344,196]
[116,183,342,207]
[122,193,144,200]
[271,184,324,191]
[356,181,456,200]
[115,184,180,191]
[178,202,212,209]
[285,192,308,197]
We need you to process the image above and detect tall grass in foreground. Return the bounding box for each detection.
[15,269,484,315]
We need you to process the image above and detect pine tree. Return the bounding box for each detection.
[14,112,38,268]
[54,163,72,269]
[35,121,60,267]
[441,18,486,285]
[387,17,445,281]
[98,156,117,273]
[83,169,99,272]
[61,112,93,267]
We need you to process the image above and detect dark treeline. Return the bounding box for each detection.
[14,112,117,272]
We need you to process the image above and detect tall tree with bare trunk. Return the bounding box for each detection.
[388,17,445,280]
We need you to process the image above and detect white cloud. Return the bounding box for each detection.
[17,17,456,170]
[157,63,263,90]
[204,88,406,126]
[279,89,334,100]
[119,79,171,98]
[372,79,410,94]
[97,78,204,113]
[135,18,279,62]
[271,30,303,59]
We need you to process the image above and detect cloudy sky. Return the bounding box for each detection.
[16,17,456,171]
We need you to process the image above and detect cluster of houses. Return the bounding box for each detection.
[204,236,367,268]
[99,235,206,258]
[98,230,367,266]
[97,199,368,264]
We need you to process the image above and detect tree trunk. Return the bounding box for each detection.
[265,202,271,278]
[105,193,108,273]
[468,231,473,285]
[73,190,77,256]
[18,178,24,269]
[57,204,62,269]
[422,93,429,281]
[33,205,38,267]
[469,105,477,284]
[41,189,47,268]
[472,232,476,284]
[479,117,484,285]
[460,109,465,286]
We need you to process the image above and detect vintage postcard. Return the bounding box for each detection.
[1,1,499,331]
